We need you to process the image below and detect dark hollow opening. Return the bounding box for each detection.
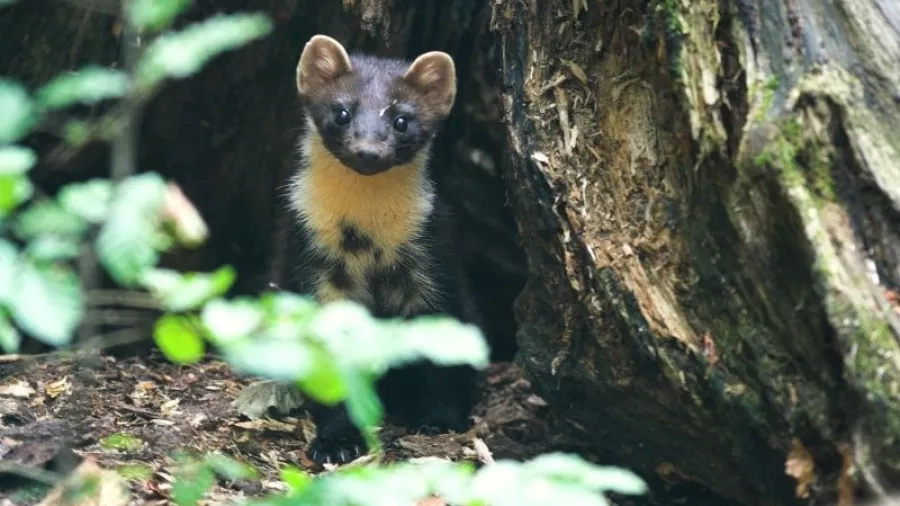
[3,0,527,363]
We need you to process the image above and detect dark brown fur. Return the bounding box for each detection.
[279,35,482,466]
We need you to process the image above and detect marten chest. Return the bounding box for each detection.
[290,141,440,316]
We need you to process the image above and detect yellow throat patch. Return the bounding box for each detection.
[288,127,436,308]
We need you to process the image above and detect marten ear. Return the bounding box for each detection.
[296,35,352,95]
[402,51,456,116]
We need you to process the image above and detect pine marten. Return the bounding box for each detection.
[278,34,483,465]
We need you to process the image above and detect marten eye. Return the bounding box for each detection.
[334,107,351,126]
[392,116,409,133]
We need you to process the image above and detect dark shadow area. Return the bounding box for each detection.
[0,0,526,361]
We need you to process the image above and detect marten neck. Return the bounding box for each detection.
[288,124,435,257]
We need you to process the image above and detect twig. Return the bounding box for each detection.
[2,326,149,370]
[77,239,100,344]
[76,324,151,353]
[68,9,93,68]
[83,308,156,325]
[110,9,142,183]
[78,0,143,346]
[0,460,64,486]
[87,289,162,310]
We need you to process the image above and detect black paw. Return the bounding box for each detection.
[413,423,450,435]
[306,431,366,466]
[408,403,470,435]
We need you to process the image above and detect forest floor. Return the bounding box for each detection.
[0,352,598,505]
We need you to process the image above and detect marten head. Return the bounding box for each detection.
[296,35,457,176]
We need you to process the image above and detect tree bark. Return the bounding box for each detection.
[492,0,900,504]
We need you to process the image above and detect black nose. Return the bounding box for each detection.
[356,147,382,162]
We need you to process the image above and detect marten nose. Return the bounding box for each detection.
[356,146,384,162]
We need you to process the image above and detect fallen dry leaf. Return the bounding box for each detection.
[416,497,447,506]
[44,377,72,399]
[163,182,209,247]
[160,398,181,416]
[232,419,297,433]
[0,381,35,398]
[785,438,815,499]
[37,457,130,506]
[132,381,157,399]
[473,437,495,465]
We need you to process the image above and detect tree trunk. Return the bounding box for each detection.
[492,0,900,504]
[3,0,900,504]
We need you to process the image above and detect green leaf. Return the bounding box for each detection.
[127,0,192,32]
[10,262,83,347]
[457,454,646,506]
[25,235,82,262]
[221,339,313,381]
[63,119,91,146]
[99,433,144,452]
[137,268,182,294]
[342,369,383,433]
[35,67,129,110]
[0,146,37,214]
[135,13,272,91]
[0,239,19,305]
[307,300,490,375]
[171,459,216,506]
[96,172,167,286]
[306,300,384,368]
[58,179,113,223]
[0,314,21,353]
[259,291,320,330]
[390,316,490,368]
[279,466,311,495]
[140,266,236,312]
[200,297,263,344]
[296,345,346,405]
[204,454,256,481]
[13,200,89,240]
[525,453,647,495]
[0,79,36,143]
[0,175,33,216]
[154,314,205,364]
[0,145,36,174]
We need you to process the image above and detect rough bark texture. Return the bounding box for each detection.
[3,0,900,505]
[492,0,900,504]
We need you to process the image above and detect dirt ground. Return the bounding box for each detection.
[0,351,595,505]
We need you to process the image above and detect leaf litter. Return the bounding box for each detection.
[0,352,586,505]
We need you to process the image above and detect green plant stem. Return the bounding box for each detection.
[78,3,143,345]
